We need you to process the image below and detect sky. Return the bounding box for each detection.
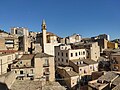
[0,0,120,40]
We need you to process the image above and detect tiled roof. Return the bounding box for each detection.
[70,59,98,65]
[98,72,118,82]
[67,70,78,77]
[35,53,53,58]
[20,54,34,60]
[112,76,120,86]
[39,32,59,37]
[46,32,58,37]
[83,59,98,65]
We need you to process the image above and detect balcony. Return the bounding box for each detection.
[17,74,25,77]
[28,73,34,77]
[44,72,50,75]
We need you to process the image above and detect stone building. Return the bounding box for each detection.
[0,51,23,75]
[0,31,19,50]
[55,44,86,66]
[10,27,31,53]
[69,59,98,77]
[11,53,55,82]
[74,42,100,61]
[91,34,110,41]
[57,66,79,89]
[60,34,82,44]
[0,37,6,50]
[11,54,34,80]
[107,41,118,49]
[11,27,29,36]
[34,53,55,81]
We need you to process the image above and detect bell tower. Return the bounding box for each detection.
[41,19,47,52]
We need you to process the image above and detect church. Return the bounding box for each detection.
[39,20,61,56]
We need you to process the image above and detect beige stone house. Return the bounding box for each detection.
[69,59,98,77]
[0,51,23,75]
[74,42,100,61]
[57,66,79,89]
[11,54,34,80]
[34,53,55,81]
[60,34,82,44]
[11,27,29,36]
[11,53,55,82]
[55,44,86,66]
[0,34,19,51]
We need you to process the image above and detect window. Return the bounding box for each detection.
[15,30,17,34]
[84,70,87,73]
[20,71,23,74]
[62,59,63,62]
[90,66,92,69]
[75,52,77,56]
[83,51,85,55]
[71,53,73,57]
[66,53,68,57]
[62,52,63,56]
[79,52,80,55]
[66,59,68,63]
[58,52,59,56]
[15,70,17,73]
[58,58,60,61]
[44,59,49,65]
